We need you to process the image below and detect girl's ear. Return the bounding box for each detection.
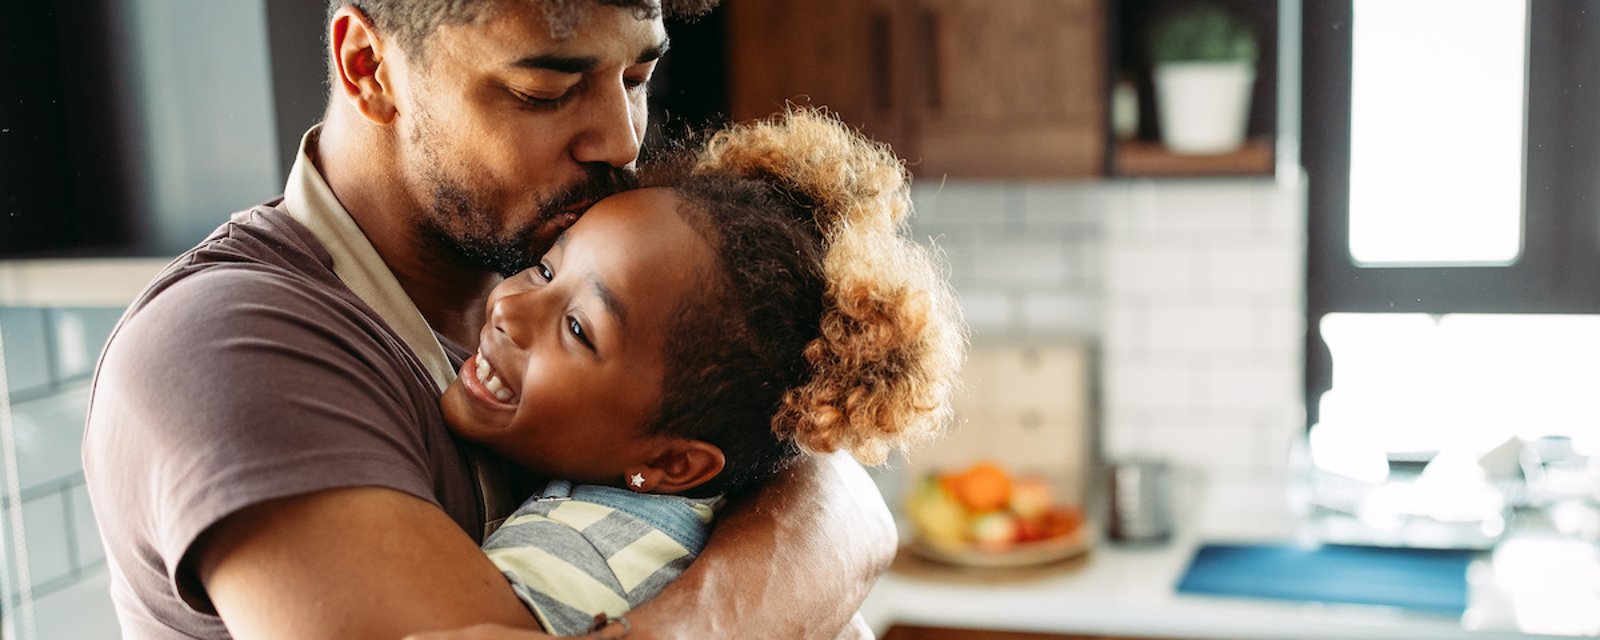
[631,439,725,494]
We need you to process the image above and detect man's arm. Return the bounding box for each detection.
[627,451,896,639]
[196,457,891,640]
[403,453,893,640]
[197,486,551,639]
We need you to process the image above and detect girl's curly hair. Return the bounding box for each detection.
[640,108,967,495]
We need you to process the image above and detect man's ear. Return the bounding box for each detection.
[628,440,726,495]
[329,5,397,124]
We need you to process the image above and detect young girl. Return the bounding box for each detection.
[438,109,966,636]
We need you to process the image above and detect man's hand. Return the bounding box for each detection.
[196,487,541,639]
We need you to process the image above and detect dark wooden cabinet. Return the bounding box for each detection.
[914,0,1105,177]
[727,0,914,159]
[726,0,1106,179]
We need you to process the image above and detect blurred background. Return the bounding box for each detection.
[3,0,1599,638]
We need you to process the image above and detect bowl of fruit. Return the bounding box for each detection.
[904,461,1091,568]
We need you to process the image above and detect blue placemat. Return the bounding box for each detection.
[1177,543,1474,615]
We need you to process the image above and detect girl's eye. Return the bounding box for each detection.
[568,317,595,351]
[532,262,553,282]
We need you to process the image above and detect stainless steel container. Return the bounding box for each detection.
[1107,459,1173,543]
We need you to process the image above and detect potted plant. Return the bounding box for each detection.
[1147,2,1259,154]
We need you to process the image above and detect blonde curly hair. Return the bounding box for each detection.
[640,108,966,493]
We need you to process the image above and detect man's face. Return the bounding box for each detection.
[388,4,666,275]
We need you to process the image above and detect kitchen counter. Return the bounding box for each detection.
[862,482,1599,639]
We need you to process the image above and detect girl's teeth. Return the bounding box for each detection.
[473,353,516,403]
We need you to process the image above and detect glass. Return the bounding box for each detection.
[1348,0,1528,266]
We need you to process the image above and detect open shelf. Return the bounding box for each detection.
[1109,0,1278,179]
[1113,137,1275,177]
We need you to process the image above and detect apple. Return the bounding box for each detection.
[1015,513,1050,542]
[969,512,1019,551]
[1041,505,1085,539]
[1009,475,1054,520]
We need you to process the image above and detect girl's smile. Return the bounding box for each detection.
[460,350,519,409]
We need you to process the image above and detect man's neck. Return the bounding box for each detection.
[314,122,497,349]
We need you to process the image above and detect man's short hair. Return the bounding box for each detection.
[330,0,718,57]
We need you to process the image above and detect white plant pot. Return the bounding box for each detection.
[1153,61,1256,155]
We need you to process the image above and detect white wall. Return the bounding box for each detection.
[907,177,1306,508]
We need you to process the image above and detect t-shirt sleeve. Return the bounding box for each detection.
[88,267,443,613]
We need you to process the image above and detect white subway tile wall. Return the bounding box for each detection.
[0,309,53,399]
[908,179,1306,488]
[18,492,74,589]
[1,306,120,637]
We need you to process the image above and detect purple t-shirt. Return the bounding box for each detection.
[82,205,492,638]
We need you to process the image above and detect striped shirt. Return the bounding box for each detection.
[483,480,722,635]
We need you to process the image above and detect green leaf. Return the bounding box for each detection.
[1148,2,1259,63]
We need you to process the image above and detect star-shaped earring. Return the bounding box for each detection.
[630,473,646,489]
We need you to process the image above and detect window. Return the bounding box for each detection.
[1347,0,1527,267]
[1305,0,1600,437]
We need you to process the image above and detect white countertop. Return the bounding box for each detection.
[863,483,1600,640]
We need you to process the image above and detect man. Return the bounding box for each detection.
[81,1,895,638]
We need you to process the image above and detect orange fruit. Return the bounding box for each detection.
[946,461,1013,513]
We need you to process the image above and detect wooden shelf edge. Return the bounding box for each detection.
[1113,137,1275,177]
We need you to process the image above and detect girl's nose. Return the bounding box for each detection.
[488,287,542,349]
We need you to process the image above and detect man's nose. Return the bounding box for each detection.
[571,78,644,168]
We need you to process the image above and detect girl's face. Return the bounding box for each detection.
[440,188,714,484]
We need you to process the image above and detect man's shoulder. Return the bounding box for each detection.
[141,204,339,304]
[105,203,416,383]
[128,203,382,335]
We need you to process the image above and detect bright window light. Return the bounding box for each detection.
[1348,0,1528,266]
[1314,313,1600,458]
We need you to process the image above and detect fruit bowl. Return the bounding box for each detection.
[908,519,1093,568]
[904,462,1092,568]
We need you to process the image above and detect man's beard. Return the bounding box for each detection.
[416,163,633,277]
